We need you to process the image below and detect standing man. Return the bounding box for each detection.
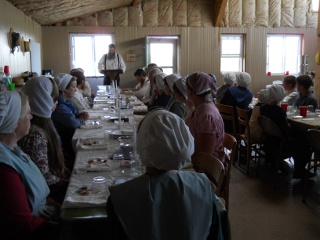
[98,44,126,86]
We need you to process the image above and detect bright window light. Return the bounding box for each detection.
[70,34,113,76]
[266,35,301,75]
[312,0,319,12]
[221,35,244,73]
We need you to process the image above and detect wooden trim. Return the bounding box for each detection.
[213,0,227,27]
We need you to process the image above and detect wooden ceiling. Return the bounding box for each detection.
[6,0,226,26]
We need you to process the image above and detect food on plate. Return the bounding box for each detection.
[83,140,97,146]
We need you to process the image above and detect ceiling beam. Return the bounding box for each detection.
[213,0,227,27]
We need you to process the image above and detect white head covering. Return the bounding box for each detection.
[223,72,236,85]
[137,110,194,170]
[148,68,163,84]
[154,73,167,90]
[237,72,251,87]
[0,91,21,134]
[258,89,268,103]
[267,84,286,103]
[165,74,181,91]
[54,73,73,91]
[174,77,187,99]
[22,76,53,118]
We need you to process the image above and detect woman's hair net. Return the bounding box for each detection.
[137,110,194,170]
[223,72,236,85]
[22,76,53,118]
[165,74,181,91]
[186,72,215,95]
[258,89,268,103]
[154,73,167,90]
[236,72,251,88]
[0,91,21,134]
[267,84,286,103]
[54,73,74,91]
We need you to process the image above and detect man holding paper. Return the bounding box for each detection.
[98,44,126,86]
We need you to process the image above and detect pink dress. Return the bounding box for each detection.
[185,101,225,163]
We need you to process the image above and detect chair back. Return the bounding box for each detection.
[257,115,283,139]
[197,152,225,194]
[216,103,237,136]
[223,133,237,211]
[236,107,249,135]
[306,129,320,154]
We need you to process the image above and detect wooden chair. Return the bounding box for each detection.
[257,115,292,188]
[222,133,237,211]
[197,152,225,195]
[302,129,320,203]
[216,103,237,137]
[236,107,263,175]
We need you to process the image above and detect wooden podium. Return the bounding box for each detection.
[100,69,123,84]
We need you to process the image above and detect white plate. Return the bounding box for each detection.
[79,139,108,150]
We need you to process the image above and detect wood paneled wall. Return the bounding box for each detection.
[42,26,317,95]
[0,0,41,78]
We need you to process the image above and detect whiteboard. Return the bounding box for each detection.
[30,40,41,75]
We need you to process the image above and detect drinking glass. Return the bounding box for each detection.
[92,176,107,194]
[75,166,88,187]
[113,153,125,173]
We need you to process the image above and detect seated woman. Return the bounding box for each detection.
[164,73,185,118]
[185,72,225,169]
[215,72,236,103]
[106,110,223,240]
[172,77,194,119]
[0,91,59,240]
[51,73,89,169]
[148,72,171,111]
[70,68,94,102]
[18,76,70,204]
[69,70,90,111]
[260,85,291,172]
[220,72,253,110]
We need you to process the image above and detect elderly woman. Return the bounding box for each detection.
[220,72,253,110]
[69,70,90,111]
[216,72,236,103]
[164,73,185,118]
[51,73,89,168]
[0,91,59,239]
[106,110,223,240]
[18,76,70,204]
[185,72,225,169]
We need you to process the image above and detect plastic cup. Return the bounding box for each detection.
[280,102,288,112]
[299,106,307,117]
[92,176,107,194]
[8,83,15,91]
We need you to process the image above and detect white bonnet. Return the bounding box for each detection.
[0,91,21,134]
[267,84,286,103]
[223,72,236,85]
[165,74,181,91]
[174,77,187,99]
[54,73,74,91]
[22,76,54,118]
[137,110,194,170]
[237,72,251,87]
[258,89,268,103]
[154,73,167,90]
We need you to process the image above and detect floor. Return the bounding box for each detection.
[229,163,320,240]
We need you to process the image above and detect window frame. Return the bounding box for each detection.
[220,34,245,73]
[70,33,114,77]
[145,35,179,74]
[266,34,302,76]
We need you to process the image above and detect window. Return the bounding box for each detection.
[70,34,113,77]
[145,36,179,74]
[311,0,319,12]
[266,35,302,75]
[220,34,244,73]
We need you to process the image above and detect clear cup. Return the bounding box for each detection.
[75,166,88,187]
[92,176,107,194]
